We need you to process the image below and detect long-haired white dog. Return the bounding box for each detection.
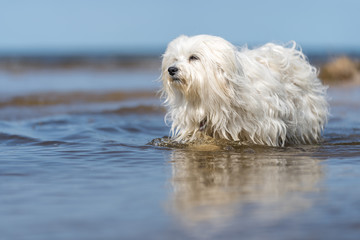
[161,35,328,147]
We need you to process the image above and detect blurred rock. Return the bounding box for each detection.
[319,56,360,85]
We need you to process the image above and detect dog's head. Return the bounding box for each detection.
[161,35,246,140]
[161,35,242,105]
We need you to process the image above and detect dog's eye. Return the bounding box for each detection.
[189,55,200,61]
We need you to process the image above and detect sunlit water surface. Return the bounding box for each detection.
[0,69,360,240]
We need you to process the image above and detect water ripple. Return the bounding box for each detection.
[0,132,38,145]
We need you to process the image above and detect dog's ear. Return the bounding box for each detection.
[217,51,242,86]
[217,65,231,86]
[213,51,246,101]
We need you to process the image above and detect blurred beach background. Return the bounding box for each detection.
[1,1,360,240]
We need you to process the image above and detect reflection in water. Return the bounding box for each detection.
[167,148,323,237]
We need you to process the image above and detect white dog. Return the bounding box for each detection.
[161,35,328,147]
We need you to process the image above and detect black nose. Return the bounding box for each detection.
[168,66,178,76]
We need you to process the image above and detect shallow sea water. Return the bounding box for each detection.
[0,68,360,240]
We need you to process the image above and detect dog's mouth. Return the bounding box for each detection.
[170,76,183,84]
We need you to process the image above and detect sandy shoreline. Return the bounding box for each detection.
[319,56,360,86]
[0,54,359,85]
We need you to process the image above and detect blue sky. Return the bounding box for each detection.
[0,0,359,53]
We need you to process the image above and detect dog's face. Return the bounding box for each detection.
[161,35,240,104]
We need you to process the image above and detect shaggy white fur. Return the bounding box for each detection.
[161,35,328,147]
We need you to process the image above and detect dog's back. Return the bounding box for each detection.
[237,42,328,145]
